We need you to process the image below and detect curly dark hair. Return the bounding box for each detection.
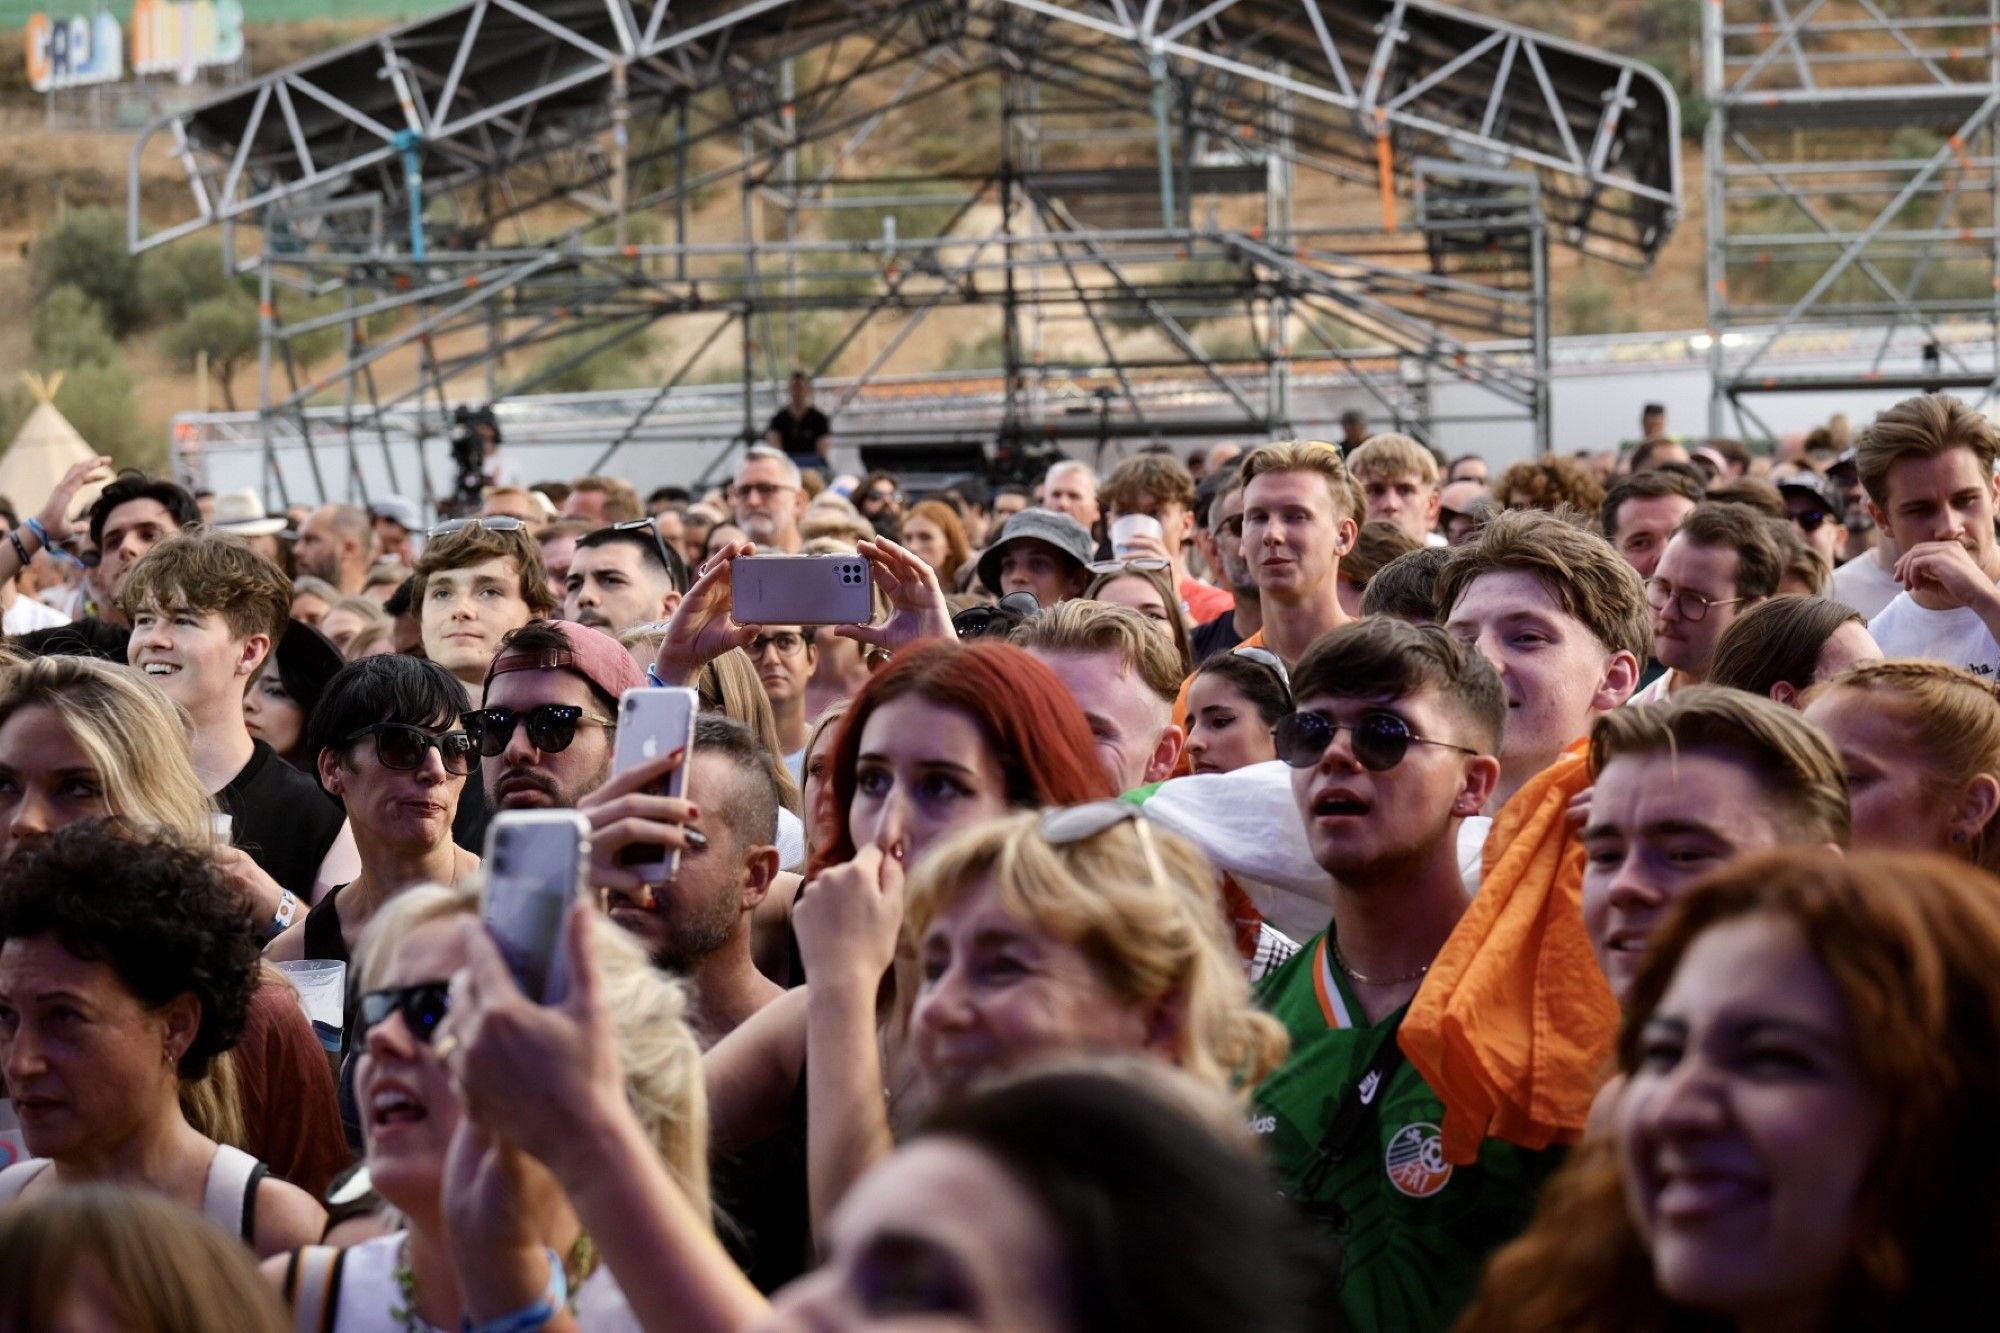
[0,821,259,1080]
[1495,454,1607,517]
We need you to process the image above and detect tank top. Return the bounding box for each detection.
[0,1142,266,1244]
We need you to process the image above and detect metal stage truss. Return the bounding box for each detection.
[1704,0,2000,439]
[131,0,1681,507]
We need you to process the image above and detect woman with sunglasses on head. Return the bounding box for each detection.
[264,655,479,966]
[1182,647,1291,774]
[0,821,327,1258]
[1083,561,1194,675]
[268,882,708,1332]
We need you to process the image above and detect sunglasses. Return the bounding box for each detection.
[461,703,615,757]
[345,723,478,776]
[429,515,527,538]
[1039,801,1169,886]
[952,590,1041,639]
[1789,509,1835,532]
[1272,709,1479,772]
[358,981,451,1044]
[1087,557,1170,576]
[613,516,688,591]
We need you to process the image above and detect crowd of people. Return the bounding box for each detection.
[2,392,2000,1330]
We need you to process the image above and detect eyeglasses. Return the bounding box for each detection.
[1272,709,1479,772]
[1087,557,1170,576]
[1232,645,1293,696]
[1644,578,1746,623]
[1039,801,1169,886]
[750,630,811,658]
[344,723,478,776]
[358,981,451,1044]
[461,704,615,757]
[952,590,1041,639]
[612,515,687,591]
[862,488,901,505]
[1789,509,1835,533]
[430,515,528,538]
[731,481,794,504]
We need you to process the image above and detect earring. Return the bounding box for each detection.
[1953,830,1970,845]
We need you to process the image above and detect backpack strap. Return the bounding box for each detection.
[283,1245,347,1333]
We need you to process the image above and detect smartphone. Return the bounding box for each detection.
[730,553,873,625]
[1111,513,1164,557]
[612,686,699,879]
[482,810,590,1003]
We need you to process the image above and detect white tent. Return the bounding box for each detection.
[0,374,107,524]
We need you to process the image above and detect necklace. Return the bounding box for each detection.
[1332,937,1430,987]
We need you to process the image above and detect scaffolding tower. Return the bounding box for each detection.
[1705,0,2000,439]
[131,0,1683,507]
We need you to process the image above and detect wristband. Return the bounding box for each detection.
[260,890,299,944]
[460,1247,567,1333]
[22,516,48,546]
[645,664,665,688]
[7,531,26,568]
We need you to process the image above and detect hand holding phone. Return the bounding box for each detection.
[610,687,699,880]
[482,810,590,1003]
[730,553,874,625]
[653,538,761,685]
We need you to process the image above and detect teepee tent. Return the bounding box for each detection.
[0,374,108,525]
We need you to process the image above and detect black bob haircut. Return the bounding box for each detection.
[306,654,471,790]
[0,820,260,1080]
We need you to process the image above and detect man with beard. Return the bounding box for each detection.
[730,446,808,553]
[1190,476,1260,661]
[292,503,374,597]
[590,713,784,1044]
[467,620,642,815]
[563,522,687,634]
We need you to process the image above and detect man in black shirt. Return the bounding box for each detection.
[1190,475,1262,662]
[764,372,832,472]
[122,532,350,924]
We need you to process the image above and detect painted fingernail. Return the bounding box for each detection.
[686,806,700,819]
[686,829,708,848]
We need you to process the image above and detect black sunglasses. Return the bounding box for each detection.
[1273,709,1478,772]
[461,703,615,757]
[1790,509,1834,532]
[952,590,1041,639]
[345,723,478,776]
[358,981,451,1044]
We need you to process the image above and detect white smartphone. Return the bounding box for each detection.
[731,553,873,625]
[612,686,700,879]
[482,810,590,1003]
[1110,513,1164,557]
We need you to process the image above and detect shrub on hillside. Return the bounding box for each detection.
[139,237,235,324]
[30,207,142,334]
[31,285,120,372]
[161,293,261,411]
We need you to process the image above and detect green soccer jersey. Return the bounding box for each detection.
[1251,930,1563,1333]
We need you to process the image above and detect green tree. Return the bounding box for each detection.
[161,294,261,411]
[138,237,235,325]
[30,207,143,334]
[32,285,120,372]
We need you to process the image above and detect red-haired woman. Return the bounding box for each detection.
[1457,849,2000,1331]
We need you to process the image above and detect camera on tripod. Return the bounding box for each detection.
[447,404,501,516]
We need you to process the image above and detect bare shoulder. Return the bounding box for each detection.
[253,1174,330,1259]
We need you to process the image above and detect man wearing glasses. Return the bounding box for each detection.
[1250,618,1554,1333]
[469,619,644,814]
[564,521,689,635]
[1189,477,1261,663]
[1778,472,1847,574]
[122,532,352,920]
[730,446,808,553]
[1629,502,1780,704]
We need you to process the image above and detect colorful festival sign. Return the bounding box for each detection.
[26,0,243,90]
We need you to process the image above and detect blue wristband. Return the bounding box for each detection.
[645,664,665,688]
[22,516,47,545]
[460,1246,567,1333]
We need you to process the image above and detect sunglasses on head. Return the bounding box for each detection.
[1039,801,1169,886]
[612,516,688,591]
[429,515,527,539]
[1086,557,1170,576]
[1272,708,1478,772]
[359,981,451,1043]
[461,703,615,757]
[345,723,478,776]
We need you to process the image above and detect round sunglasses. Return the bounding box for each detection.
[461,704,615,758]
[345,723,478,776]
[358,981,451,1043]
[1272,709,1478,772]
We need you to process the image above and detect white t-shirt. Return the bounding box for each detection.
[2,594,68,635]
[1830,551,1903,621]
[1869,594,2000,681]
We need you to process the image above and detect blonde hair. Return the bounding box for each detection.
[1347,432,1440,487]
[0,656,214,843]
[697,648,803,814]
[1010,599,1185,705]
[902,811,1288,1093]
[354,883,711,1223]
[799,510,877,547]
[1856,392,2000,508]
[1812,661,2000,874]
[1234,440,1356,520]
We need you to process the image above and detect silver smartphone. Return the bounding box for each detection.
[482,810,590,1003]
[730,553,873,625]
[611,686,700,879]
